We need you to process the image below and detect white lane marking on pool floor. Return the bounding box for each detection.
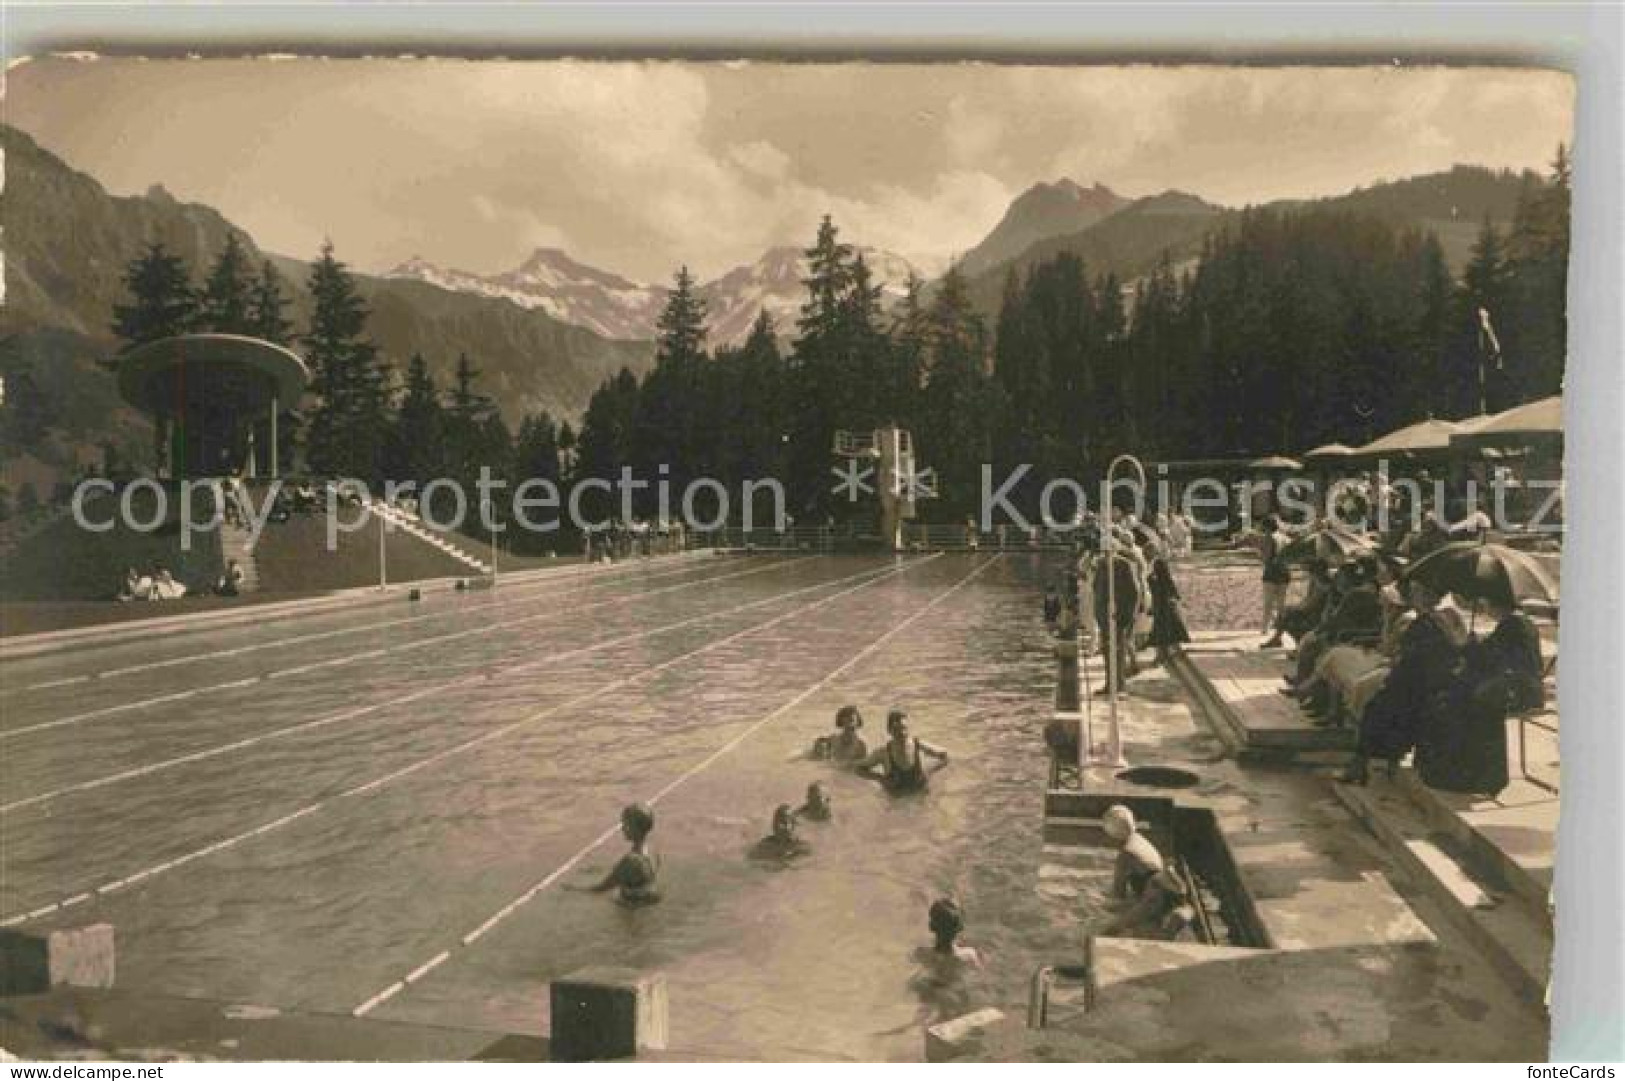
[350,553,1001,1018]
[0,557,935,927]
[0,556,803,741]
[10,554,752,694]
[1,557,836,814]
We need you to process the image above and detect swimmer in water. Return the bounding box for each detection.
[567,803,661,905]
[810,705,868,764]
[924,897,982,969]
[856,709,949,793]
[909,897,983,1017]
[749,804,811,862]
[797,781,832,822]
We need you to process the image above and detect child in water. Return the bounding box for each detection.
[797,781,833,822]
[568,803,661,905]
[750,804,811,862]
[810,705,868,764]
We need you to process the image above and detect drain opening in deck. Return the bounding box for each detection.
[1115,766,1201,789]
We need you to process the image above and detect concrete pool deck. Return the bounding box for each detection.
[946,638,1550,1061]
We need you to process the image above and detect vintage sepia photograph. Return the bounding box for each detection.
[0,47,1598,1064]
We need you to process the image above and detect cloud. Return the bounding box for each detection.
[5,60,1573,284]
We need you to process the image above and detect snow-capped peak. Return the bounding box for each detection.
[383,243,919,347]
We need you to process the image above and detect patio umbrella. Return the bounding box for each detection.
[1303,442,1356,462]
[1450,395,1563,452]
[1351,417,1476,459]
[1405,540,1560,608]
[1280,525,1372,564]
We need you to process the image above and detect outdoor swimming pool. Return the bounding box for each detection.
[1,551,1110,1060]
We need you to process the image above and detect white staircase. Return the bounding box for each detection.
[212,480,262,594]
[218,519,262,593]
[370,500,493,575]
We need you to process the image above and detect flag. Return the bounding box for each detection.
[1477,307,1504,370]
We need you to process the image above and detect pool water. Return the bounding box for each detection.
[2,552,1108,1061]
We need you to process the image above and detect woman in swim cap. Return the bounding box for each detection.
[1101,804,1163,903]
[1098,805,1190,938]
[568,803,661,905]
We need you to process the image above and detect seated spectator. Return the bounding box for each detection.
[1282,556,1384,701]
[1404,513,1452,561]
[1450,496,1494,542]
[1293,558,1411,726]
[1273,558,1333,646]
[150,565,187,600]
[1339,578,1464,784]
[1415,595,1543,797]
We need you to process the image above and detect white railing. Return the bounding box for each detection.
[688,524,1075,552]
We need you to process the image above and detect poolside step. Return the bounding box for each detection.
[1396,759,1557,917]
[1332,778,1551,1007]
[1169,646,1355,766]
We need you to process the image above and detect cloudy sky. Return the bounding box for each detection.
[6,59,1573,282]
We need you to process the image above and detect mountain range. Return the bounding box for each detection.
[957,166,1531,318]
[384,243,919,346]
[0,124,654,492]
[1,116,1537,494]
[954,179,1127,278]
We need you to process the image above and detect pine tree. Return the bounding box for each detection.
[111,242,198,350]
[249,260,295,345]
[574,369,641,524]
[655,266,709,368]
[919,266,995,519]
[511,411,563,551]
[631,267,709,508]
[788,216,860,521]
[1501,145,1570,400]
[0,363,57,459]
[796,216,853,344]
[385,352,444,486]
[302,241,391,482]
[198,233,255,334]
[1453,216,1512,414]
[723,309,789,497]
